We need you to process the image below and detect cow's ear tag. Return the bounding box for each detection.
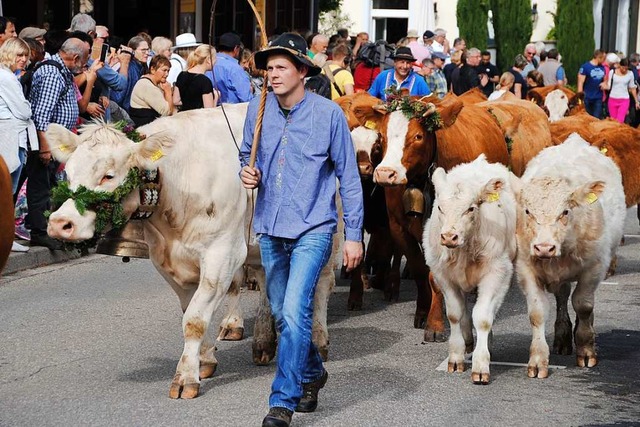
[586,192,598,204]
[487,192,500,203]
[150,149,165,162]
[364,120,377,130]
[600,147,608,154]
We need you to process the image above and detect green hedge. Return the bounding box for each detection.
[556,0,595,85]
[456,0,489,51]
[490,0,532,71]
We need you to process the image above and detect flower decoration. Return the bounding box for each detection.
[113,120,144,143]
[383,87,443,132]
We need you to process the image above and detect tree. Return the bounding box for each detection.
[556,0,595,85]
[490,0,532,72]
[456,0,489,51]
[319,0,341,13]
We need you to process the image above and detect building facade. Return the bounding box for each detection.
[2,0,320,50]
[342,0,640,55]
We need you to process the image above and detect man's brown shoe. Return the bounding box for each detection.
[295,370,328,413]
[262,407,293,427]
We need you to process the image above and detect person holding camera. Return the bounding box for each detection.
[110,35,149,112]
[321,43,354,100]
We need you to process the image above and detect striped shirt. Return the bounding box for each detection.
[29,54,78,132]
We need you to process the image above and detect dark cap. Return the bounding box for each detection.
[254,32,321,76]
[423,30,435,39]
[391,46,416,62]
[218,32,242,49]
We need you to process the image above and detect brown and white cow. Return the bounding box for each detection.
[0,157,13,274]
[424,155,517,384]
[527,86,585,122]
[513,133,625,378]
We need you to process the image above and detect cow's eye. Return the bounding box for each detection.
[415,134,423,141]
[100,174,115,185]
[467,206,475,213]
[525,208,530,215]
[561,209,569,217]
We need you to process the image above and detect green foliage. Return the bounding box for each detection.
[50,168,143,235]
[384,88,444,132]
[556,0,594,85]
[490,0,532,71]
[456,0,490,51]
[319,0,341,14]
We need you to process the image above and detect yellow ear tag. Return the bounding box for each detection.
[586,192,598,204]
[150,149,165,162]
[364,120,377,130]
[600,147,608,154]
[58,144,69,152]
[487,192,500,203]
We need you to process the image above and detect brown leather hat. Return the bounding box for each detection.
[254,32,321,76]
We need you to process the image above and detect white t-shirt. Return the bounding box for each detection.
[168,54,186,85]
[608,70,636,99]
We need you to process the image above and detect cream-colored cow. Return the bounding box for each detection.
[423,155,517,384]
[513,133,625,378]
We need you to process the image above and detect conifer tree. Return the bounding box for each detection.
[490,0,532,71]
[556,0,595,85]
[456,0,490,51]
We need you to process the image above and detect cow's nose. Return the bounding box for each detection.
[48,216,76,240]
[374,167,397,185]
[441,232,459,248]
[359,162,374,177]
[533,243,556,258]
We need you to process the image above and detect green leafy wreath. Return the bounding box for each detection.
[384,87,443,132]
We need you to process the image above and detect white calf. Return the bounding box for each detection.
[423,155,517,384]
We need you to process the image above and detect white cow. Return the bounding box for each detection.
[544,89,571,122]
[423,155,517,384]
[513,133,625,378]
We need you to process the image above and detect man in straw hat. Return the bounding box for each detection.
[368,45,431,100]
[239,32,363,427]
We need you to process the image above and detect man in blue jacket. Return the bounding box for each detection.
[368,46,431,100]
[207,32,252,104]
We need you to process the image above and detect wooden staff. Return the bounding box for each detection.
[209,0,268,169]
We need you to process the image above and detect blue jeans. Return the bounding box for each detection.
[259,232,333,411]
[584,97,603,119]
[10,147,27,195]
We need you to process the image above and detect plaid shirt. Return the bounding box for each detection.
[425,68,447,99]
[29,54,79,132]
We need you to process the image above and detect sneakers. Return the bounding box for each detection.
[11,241,30,252]
[262,407,293,427]
[30,234,64,251]
[295,370,328,413]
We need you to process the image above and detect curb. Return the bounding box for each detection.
[4,240,90,276]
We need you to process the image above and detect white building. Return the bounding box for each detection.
[341,0,640,55]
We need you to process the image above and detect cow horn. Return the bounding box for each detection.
[373,103,389,113]
[422,103,437,117]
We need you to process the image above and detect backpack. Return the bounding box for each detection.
[305,73,332,99]
[357,40,394,70]
[322,64,348,97]
[20,60,65,99]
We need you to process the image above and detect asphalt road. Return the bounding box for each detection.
[1,210,640,427]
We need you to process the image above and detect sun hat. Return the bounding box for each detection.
[19,27,46,39]
[391,46,417,62]
[254,32,321,76]
[406,29,419,39]
[172,33,201,50]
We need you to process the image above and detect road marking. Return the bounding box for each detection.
[623,234,640,238]
[436,357,566,371]
[601,281,619,285]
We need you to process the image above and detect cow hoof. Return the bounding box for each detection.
[252,342,276,366]
[169,378,200,399]
[423,328,447,342]
[447,361,465,373]
[414,311,428,329]
[246,279,259,291]
[577,355,597,368]
[319,347,329,362]
[199,362,217,379]
[471,372,490,385]
[527,365,549,379]
[347,297,363,311]
[552,340,572,356]
[218,326,244,341]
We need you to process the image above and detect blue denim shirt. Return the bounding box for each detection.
[240,91,364,242]
[206,53,252,104]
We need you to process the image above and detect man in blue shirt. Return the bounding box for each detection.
[577,49,606,118]
[368,46,431,100]
[206,32,252,104]
[240,33,363,427]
